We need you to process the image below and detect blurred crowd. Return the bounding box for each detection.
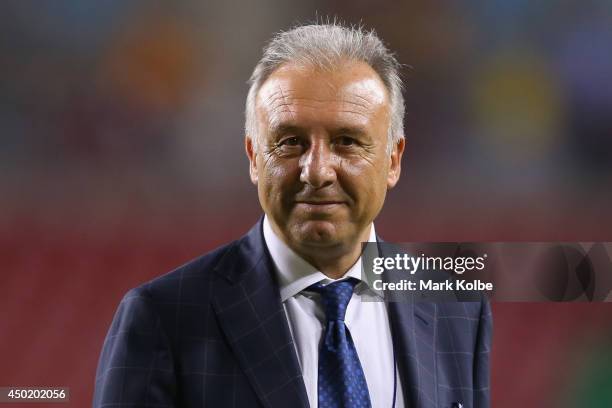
[1,0,611,237]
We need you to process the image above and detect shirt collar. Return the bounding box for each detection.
[262,215,380,301]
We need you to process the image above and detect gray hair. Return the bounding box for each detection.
[245,23,405,153]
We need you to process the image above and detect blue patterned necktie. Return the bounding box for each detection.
[309,278,372,408]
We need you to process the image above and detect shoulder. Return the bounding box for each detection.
[127,239,239,307]
[437,295,491,321]
[103,238,245,355]
[94,241,245,407]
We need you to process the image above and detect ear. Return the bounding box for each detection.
[387,137,405,189]
[245,136,258,185]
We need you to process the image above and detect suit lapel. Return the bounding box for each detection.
[212,220,309,408]
[387,299,437,408]
[379,240,438,408]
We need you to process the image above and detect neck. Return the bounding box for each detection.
[268,220,372,280]
[298,242,365,279]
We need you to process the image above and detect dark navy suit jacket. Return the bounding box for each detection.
[93,220,492,408]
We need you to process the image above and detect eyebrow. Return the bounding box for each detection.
[334,126,368,137]
[268,123,303,138]
[269,123,368,135]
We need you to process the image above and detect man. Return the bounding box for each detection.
[93,23,491,408]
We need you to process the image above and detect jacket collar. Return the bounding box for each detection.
[378,239,438,408]
[211,218,310,408]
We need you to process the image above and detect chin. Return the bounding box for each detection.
[293,219,353,248]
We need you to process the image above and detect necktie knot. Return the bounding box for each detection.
[308,278,358,322]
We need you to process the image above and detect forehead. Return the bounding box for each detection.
[256,61,390,131]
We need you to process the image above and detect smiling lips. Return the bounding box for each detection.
[296,201,344,205]
[294,201,346,213]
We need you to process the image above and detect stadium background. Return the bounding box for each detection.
[1,1,611,406]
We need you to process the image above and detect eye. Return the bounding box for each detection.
[281,136,301,146]
[335,135,357,146]
[275,136,306,154]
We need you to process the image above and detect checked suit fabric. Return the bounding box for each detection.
[308,278,372,408]
[93,219,492,408]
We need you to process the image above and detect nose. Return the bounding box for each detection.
[299,139,337,188]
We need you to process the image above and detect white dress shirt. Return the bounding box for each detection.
[263,216,405,408]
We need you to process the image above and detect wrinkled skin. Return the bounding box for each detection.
[246,60,405,278]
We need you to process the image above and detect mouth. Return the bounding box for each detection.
[294,201,346,212]
[296,201,344,205]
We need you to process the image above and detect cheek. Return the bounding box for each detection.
[339,156,389,199]
[258,157,300,199]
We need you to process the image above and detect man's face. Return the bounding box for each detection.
[246,61,404,254]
